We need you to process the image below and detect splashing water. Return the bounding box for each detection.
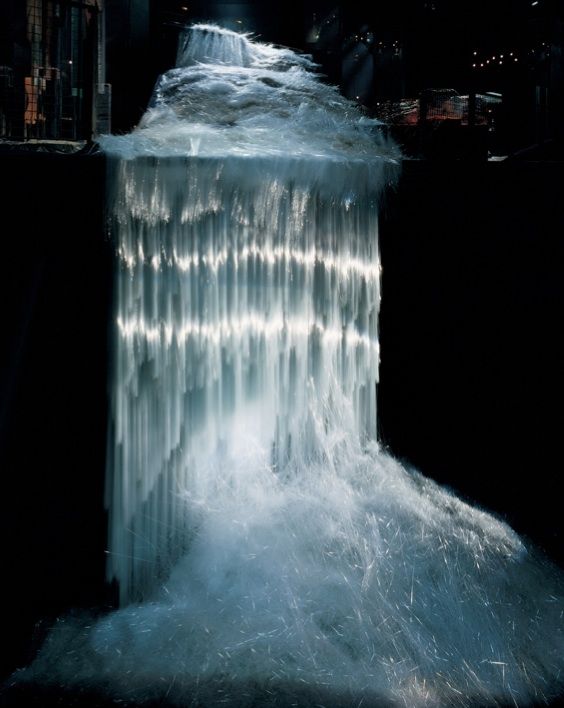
[13,25,563,707]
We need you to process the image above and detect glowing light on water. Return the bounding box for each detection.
[117,315,380,350]
[117,244,382,281]
[106,152,385,602]
[15,24,564,708]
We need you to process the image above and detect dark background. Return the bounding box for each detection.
[0,1,563,704]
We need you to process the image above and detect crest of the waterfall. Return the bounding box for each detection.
[176,24,316,69]
[99,24,399,172]
[102,25,399,603]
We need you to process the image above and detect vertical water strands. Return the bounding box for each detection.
[106,156,383,602]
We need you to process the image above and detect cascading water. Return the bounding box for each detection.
[13,25,564,707]
[102,24,397,604]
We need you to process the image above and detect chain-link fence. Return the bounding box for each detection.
[0,0,108,142]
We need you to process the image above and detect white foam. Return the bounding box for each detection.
[98,24,399,175]
[20,433,564,706]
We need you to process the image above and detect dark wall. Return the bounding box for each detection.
[379,160,564,566]
[0,154,562,682]
[106,0,154,133]
[0,154,112,678]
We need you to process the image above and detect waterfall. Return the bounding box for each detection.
[13,25,563,708]
[103,24,397,604]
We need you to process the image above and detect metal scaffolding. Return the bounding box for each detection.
[0,0,109,142]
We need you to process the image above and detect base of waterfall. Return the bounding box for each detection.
[7,445,563,708]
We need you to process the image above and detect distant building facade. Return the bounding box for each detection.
[0,0,109,142]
